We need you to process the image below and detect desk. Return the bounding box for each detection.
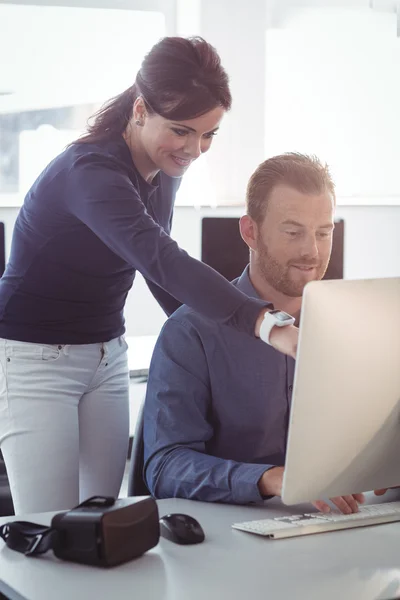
[1,495,400,600]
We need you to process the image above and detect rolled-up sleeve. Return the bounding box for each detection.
[143,317,271,504]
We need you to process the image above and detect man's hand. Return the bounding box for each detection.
[312,494,365,514]
[258,466,365,514]
[374,486,400,496]
[255,310,298,359]
[374,489,388,496]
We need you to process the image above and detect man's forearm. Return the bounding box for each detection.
[257,466,284,497]
[146,447,271,505]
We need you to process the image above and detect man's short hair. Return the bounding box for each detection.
[246,153,336,225]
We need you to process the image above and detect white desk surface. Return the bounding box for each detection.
[2,493,400,600]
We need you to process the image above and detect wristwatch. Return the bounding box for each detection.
[259,309,295,346]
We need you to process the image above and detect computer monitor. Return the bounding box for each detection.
[201,217,344,282]
[281,277,400,505]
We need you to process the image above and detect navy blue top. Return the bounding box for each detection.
[144,268,295,505]
[0,135,267,344]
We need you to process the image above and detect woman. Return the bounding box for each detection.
[0,36,297,513]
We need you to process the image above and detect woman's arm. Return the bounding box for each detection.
[67,154,297,357]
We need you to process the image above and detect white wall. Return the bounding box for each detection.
[264,5,400,198]
[173,1,400,206]
[1,203,399,336]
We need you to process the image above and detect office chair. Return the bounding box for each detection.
[0,452,14,516]
[0,222,5,278]
[0,224,13,516]
[127,398,150,497]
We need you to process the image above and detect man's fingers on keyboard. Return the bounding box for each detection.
[330,495,360,514]
[374,486,400,495]
[353,493,365,504]
[313,493,363,514]
[312,500,331,513]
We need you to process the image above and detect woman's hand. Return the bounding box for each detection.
[269,324,298,359]
[255,310,298,359]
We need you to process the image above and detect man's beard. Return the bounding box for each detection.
[256,239,328,298]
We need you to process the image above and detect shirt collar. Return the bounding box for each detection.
[234,266,270,303]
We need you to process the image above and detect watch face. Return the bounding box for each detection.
[270,310,293,322]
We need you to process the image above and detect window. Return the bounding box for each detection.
[0,3,165,202]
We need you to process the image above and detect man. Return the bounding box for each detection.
[143,153,364,514]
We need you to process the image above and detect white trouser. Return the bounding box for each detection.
[0,336,130,514]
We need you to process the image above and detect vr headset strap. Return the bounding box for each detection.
[0,521,55,555]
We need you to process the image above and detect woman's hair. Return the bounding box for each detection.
[78,36,232,143]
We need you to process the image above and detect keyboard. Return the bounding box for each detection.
[232,501,400,539]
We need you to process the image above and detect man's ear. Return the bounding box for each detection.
[239,215,258,251]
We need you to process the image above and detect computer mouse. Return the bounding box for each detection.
[159,513,205,545]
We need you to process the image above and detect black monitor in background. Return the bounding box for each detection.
[0,223,5,278]
[201,217,344,282]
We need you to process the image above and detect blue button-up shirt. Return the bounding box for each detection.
[143,268,295,504]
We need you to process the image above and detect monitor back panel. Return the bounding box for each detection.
[282,277,400,505]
